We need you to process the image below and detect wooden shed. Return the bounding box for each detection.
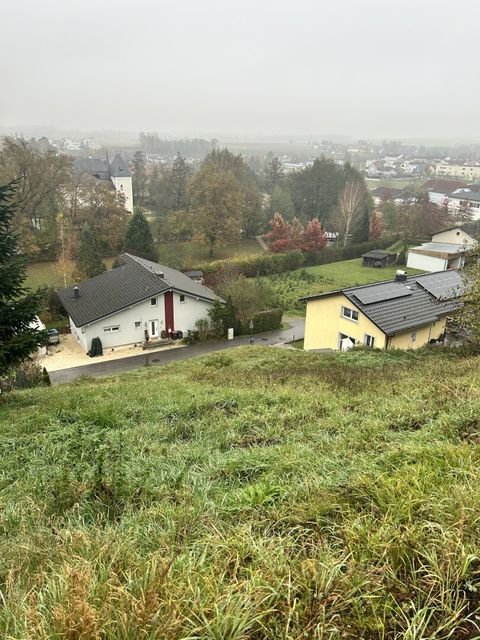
[362,250,397,268]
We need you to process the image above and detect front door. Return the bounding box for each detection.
[150,319,159,338]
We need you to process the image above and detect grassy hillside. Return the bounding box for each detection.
[1,347,480,638]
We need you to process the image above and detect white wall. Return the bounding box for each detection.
[432,228,476,246]
[428,191,449,206]
[407,252,446,272]
[111,176,134,213]
[70,317,88,351]
[72,292,214,352]
[447,197,480,222]
[173,292,213,334]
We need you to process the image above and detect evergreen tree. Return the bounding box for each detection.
[351,203,370,243]
[0,180,46,376]
[208,296,239,337]
[265,157,284,193]
[123,211,157,261]
[132,151,146,203]
[168,153,192,211]
[76,223,106,279]
[270,185,294,220]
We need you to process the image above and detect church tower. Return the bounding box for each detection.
[109,153,134,213]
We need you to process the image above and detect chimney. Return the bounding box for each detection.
[73,286,80,299]
[395,270,407,283]
[155,270,165,278]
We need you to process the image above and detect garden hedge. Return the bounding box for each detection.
[240,308,283,334]
[199,237,399,285]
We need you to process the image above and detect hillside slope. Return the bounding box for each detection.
[1,347,480,638]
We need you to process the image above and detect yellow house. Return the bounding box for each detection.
[301,270,463,351]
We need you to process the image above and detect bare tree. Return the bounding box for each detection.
[337,180,367,247]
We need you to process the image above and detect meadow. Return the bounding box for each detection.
[26,240,263,290]
[263,258,424,313]
[1,346,480,638]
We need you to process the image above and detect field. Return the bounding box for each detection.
[366,177,424,191]
[264,258,424,313]
[1,347,480,638]
[157,238,263,269]
[26,257,116,290]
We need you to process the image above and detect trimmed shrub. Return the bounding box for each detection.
[240,308,283,334]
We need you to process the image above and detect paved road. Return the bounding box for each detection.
[48,318,305,385]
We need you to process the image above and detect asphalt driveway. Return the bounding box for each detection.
[48,318,305,384]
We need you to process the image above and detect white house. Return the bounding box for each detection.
[445,190,480,221]
[58,254,221,353]
[422,179,467,206]
[407,226,477,272]
[73,153,134,213]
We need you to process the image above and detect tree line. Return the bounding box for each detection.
[133,150,374,257]
[0,137,129,263]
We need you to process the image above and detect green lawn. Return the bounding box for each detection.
[26,240,264,289]
[366,177,424,191]
[1,347,480,637]
[263,258,424,313]
[157,238,263,269]
[26,257,116,290]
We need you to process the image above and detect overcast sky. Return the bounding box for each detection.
[1,0,479,141]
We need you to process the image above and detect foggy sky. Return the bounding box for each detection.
[1,0,479,140]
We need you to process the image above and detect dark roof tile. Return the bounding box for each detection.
[301,270,463,336]
[58,253,218,327]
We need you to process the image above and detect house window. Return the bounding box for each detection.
[134,321,141,328]
[104,325,120,333]
[364,334,375,347]
[411,332,417,342]
[342,306,359,322]
[150,298,157,306]
[179,294,186,303]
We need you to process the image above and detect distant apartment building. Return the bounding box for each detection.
[434,161,480,181]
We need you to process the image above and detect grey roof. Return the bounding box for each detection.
[410,242,468,254]
[74,157,109,177]
[371,187,403,199]
[422,179,467,193]
[58,253,218,327]
[362,250,394,259]
[73,154,131,179]
[448,190,480,203]
[109,153,131,177]
[301,270,463,336]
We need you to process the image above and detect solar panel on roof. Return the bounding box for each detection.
[416,272,464,300]
[353,282,413,305]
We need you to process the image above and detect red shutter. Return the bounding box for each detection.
[164,291,174,332]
